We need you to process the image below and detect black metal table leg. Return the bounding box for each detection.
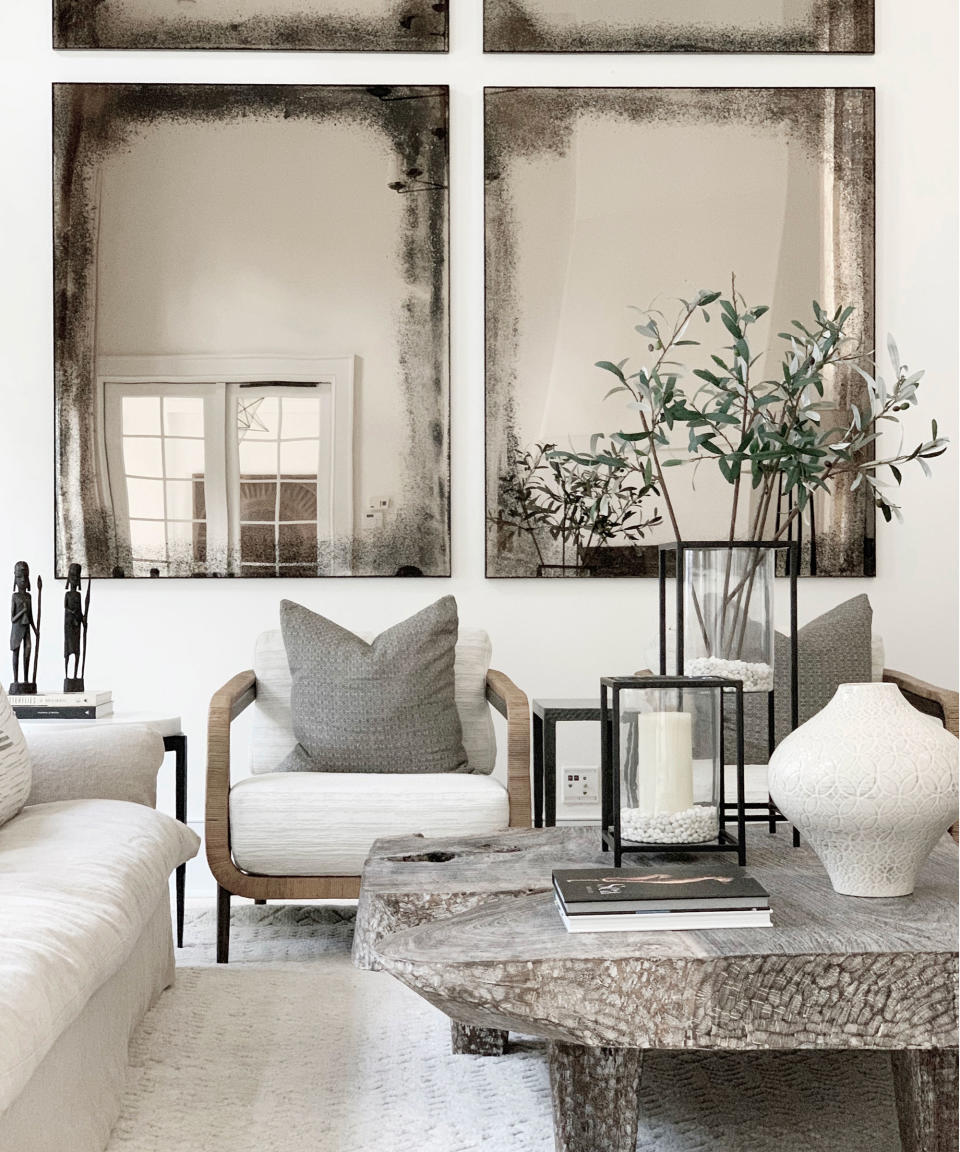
[533,712,544,828]
[544,719,557,827]
[164,733,188,948]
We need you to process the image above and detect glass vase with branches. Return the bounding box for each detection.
[592,279,947,679]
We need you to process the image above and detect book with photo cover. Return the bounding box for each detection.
[553,866,769,915]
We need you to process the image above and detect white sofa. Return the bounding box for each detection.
[0,723,200,1152]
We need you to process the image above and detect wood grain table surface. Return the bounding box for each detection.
[367,826,959,1152]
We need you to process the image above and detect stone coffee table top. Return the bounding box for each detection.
[376,829,958,1051]
[352,826,608,969]
[372,829,958,1152]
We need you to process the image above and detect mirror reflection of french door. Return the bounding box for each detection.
[100,357,354,577]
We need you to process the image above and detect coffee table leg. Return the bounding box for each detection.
[450,1021,508,1056]
[549,1042,642,1152]
[892,1048,959,1152]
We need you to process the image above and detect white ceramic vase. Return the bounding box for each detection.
[769,682,958,897]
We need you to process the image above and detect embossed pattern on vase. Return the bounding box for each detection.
[769,683,959,896]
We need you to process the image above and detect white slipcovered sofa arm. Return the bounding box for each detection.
[24,724,165,808]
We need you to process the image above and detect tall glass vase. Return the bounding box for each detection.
[682,545,776,692]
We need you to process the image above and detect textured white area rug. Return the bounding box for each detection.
[106,906,902,1152]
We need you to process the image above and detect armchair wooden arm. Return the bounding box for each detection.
[205,670,257,890]
[883,669,959,738]
[884,668,958,843]
[486,668,532,828]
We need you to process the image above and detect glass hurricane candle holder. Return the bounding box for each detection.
[600,676,746,866]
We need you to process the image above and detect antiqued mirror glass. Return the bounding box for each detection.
[55,0,447,50]
[485,88,875,578]
[55,84,450,578]
[484,0,873,52]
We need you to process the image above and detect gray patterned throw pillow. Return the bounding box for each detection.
[278,596,468,774]
[729,593,874,763]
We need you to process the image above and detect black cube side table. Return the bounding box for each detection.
[532,698,603,828]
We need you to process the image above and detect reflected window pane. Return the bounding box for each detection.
[239,564,277,578]
[240,524,276,565]
[239,440,278,476]
[126,477,164,519]
[122,396,161,436]
[129,519,166,560]
[166,520,207,568]
[237,396,279,440]
[278,522,317,564]
[239,481,277,522]
[280,440,319,474]
[278,482,318,522]
[165,479,202,520]
[165,438,205,479]
[123,437,163,478]
[281,396,321,439]
[163,396,204,437]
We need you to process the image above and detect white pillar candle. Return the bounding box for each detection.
[632,711,694,817]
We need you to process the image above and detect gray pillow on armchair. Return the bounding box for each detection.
[278,596,468,774]
[731,593,874,763]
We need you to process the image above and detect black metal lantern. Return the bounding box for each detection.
[601,675,746,866]
[658,540,800,835]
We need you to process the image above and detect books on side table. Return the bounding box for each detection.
[553,865,772,932]
[11,690,113,720]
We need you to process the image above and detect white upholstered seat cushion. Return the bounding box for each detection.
[250,626,496,775]
[229,772,509,876]
[0,799,200,1113]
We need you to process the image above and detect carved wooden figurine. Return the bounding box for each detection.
[10,561,41,695]
[63,562,91,692]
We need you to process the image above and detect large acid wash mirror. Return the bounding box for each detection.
[484,0,873,52]
[485,87,875,579]
[55,0,447,50]
[54,84,449,579]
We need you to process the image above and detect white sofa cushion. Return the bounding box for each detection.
[0,799,200,1113]
[0,689,31,828]
[250,626,496,776]
[229,771,509,875]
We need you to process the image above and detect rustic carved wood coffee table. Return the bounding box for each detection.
[364,827,958,1152]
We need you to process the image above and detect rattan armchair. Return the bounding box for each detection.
[206,657,531,963]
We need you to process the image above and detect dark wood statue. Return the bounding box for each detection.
[10,561,41,695]
[63,562,91,692]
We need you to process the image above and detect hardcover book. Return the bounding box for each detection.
[8,690,112,707]
[13,703,114,720]
[556,902,772,933]
[553,866,769,915]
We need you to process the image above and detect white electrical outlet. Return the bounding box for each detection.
[563,766,599,804]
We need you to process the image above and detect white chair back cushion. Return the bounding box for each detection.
[0,690,31,829]
[251,627,496,775]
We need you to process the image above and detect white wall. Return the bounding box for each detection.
[0,0,957,896]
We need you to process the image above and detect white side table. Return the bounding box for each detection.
[20,711,188,947]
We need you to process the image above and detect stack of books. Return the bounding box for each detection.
[553,865,771,932]
[11,690,113,720]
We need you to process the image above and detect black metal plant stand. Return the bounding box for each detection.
[600,675,747,867]
[657,540,800,841]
